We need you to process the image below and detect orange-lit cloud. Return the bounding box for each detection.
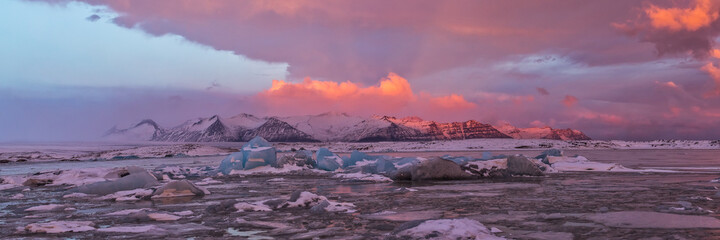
[427,94,476,109]
[656,81,680,89]
[562,95,578,107]
[645,0,719,31]
[257,73,474,118]
[702,62,720,96]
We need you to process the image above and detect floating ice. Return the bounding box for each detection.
[152,180,207,198]
[441,155,474,165]
[97,188,154,201]
[25,204,66,212]
[315,148,343,171]
[536,148,563,164]
[195,177,222,186]
[219,137,278,173]
[282,191,355,212]
[346,151,382,168]
[74,166,159,195]
[25,221,95,233]
[97,225,164,233]
[333,172,392,182]
[234,201,272,212]
[244,136,272,149]
[218,152,245,175]
[394,218,504,239]
[148,213,181,221]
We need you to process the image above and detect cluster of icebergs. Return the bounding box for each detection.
[218,137,646,181]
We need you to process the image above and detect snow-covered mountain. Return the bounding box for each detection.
[104,113,591,142]
[494,123,591,140]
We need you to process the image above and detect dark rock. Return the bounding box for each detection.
[307,221,327,229]
[16,159,27,162]
[23,178,53,187]
[206,199,238,214]
[507,156,543,176]
[117,212,153,223]
[289,190,304,202]
[263,199,287,209]
[367,222,395,231]
[309,200,330,215]
[0,159,10,163]
[409,157,473,181]
[392,220,426,234]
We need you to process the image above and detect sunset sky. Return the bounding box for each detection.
[3,0,720,141]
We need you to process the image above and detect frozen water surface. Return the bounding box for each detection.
[1,142,720,238]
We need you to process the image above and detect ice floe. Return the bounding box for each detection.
[25,221,95,233]
[393,218,505,239]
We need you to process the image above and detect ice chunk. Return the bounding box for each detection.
[394,218,504,239]
[25,221,95,233]
[315,148,342,171]
[441,155,473,165]
[360,157,396,174]
[25,204,66,212]
[219,145,278,173]
[346,151,381,168]
[234,201,272,212]
[219,152,245,175]
[97,225,165,233]
[333,172,392,182]
[536,149,563,164]
[148,213,181,221]
[282,191,355,212]
[152,180,207,198]
[74,166,159,195]
[97,188,154,201]
[243,136,272,149]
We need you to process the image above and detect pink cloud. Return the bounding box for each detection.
[562,95,578,107]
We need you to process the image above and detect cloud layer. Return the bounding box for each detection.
[8,0,720,140]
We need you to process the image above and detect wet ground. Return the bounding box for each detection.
[1,150,720,239]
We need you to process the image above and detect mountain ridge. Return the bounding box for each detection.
[104,113,591,142]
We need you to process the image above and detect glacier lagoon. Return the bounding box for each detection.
[0,140,720,239]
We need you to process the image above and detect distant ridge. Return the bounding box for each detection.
[104,112,591,142]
